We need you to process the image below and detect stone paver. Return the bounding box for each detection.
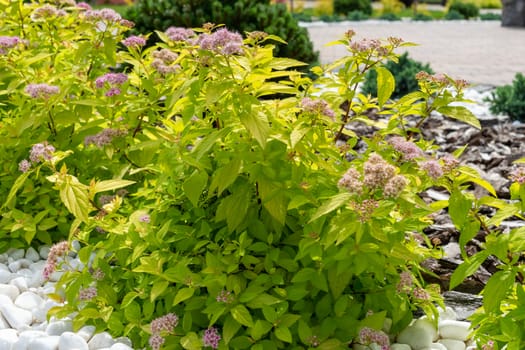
[305,20,525,87]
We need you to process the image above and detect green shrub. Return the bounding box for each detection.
[379,12,403,20]
[486,73,525,121]
[125,0,319,70]
[334,0,373,15]
[346,10,371,20]
[479,12,501,20]
[444,9,466,19]
[362,52,434,99]
[448,1,479,18]
[412,12,434,20]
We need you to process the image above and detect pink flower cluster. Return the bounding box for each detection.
[420,160,443,179]
[122,35,146,48]
[481,340,495,350]
[198,28,243,55]
[19,142,56,173]
[0,36,20,55]
[78,286,97,301]
[301,97,336,120]
[202,327,221,349]
[441,154,459,173]
[216,290,233,303]
[25,83,60,99]
[76,2,92,11]
[149,313,179,350]
[84,8,122,23]
[383,175,408,198]
[165,27,195,42]
[510,167,525,184]
[43,241,69,280]
[388,136,424,161]
[139,214,150,223]
[363,154,396,190]
[151,49,179,75]
[84,128,128,148]
[358,327,390,350]
[413,287,430,301]
[31,4,66,21]
[353,199,379,222]
[95,73,128,97]
[396,271,413,293]
[338,168,363,195]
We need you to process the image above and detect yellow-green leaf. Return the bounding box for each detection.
[438,106,481,129]
[376,66,395,107]
[173,288,195,306]
[231,305,254,327]
[93,179,135,194]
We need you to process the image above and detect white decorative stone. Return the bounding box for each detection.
[0,328,19,348]
[422,343,448,350]
[413,318,438,341]
[110,344,134,350]
[77,325,96,342]
[15,291,44,311]
[0,270,13,284]
[8,249,25,260]
[12,330,47,350]
[25,247,40,263]
[391,344,412,350]
[59,332,89,350]
[29,261,46,273]
[9,276,28,292]
[27,273,45,288]
[0,295,33,330]
[0,283,20,301]
[0,263,8,271]
[0,254,7,264]
[439,338,466,350]
[49,270,63,282]
[16,268,33,278]
[439,320,471,341]
[88,332,115,349]
[8,261,23,273]
[113,337,132,347]
[0,313,9,329]
[397,324,433,350]
[46,319,73,336]
[27,335,60,350]
[39,246,51,260]
[34,299,61,323]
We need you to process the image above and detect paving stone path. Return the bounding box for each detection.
[304,20,525,87]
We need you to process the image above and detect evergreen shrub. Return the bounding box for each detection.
[486,73,525,121]
[125,0,319,69]
[444,9,466,19]
[448,1,479,18]
[334,0,373,15]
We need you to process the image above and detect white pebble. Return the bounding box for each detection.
[49,270,64,282]
[29,261,46,273]
[16,268,34,279]
[59,332,89,350]
[28,335,60,350]
[0,295,33,330]
[422,343,448,350]
[391,344,412,350]
[77,325,96,342]
[0,270,12,284]
[439,338,466,350]
[88,332,115,349]
[9,277,28,292]
[0,283,20,301]
[439,320,471,341]
[34,299,61,324]
[12,330,46,350]
[46,319,73,336]
[8,249,25,260]
[397,324,433,350]
[110,344,134,350]
[39,246,51,260]
[0,328,19,348]
[413,318,438,342]
[0,263,8,271]
[8,261,22,273]
[114,337,132,347]
[0,254,7,264]
[15,291,44,311]
[25,247,40,262]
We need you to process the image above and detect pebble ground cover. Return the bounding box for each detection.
[1,0,525,349]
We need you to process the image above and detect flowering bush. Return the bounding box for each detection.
[0,0,515,349]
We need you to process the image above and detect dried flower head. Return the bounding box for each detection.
[301,97,335,120]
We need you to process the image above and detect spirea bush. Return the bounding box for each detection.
[1,1,520,349]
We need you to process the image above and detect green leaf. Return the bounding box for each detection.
[223,315,241,344]
[448,190,471,230]
[268,57,306,70]
[258,179,287,226]
[328,268,352,300]
[173,288,195,306]
[437,106,481,129]
[274,327,292,343]
[450,250,491,290]
[180,332,202,350]
[57,175,90,222]
[3,171,30,209]
[319,339,343,350]
[231,305,254,327]
[209,159,242,196]
[251,320,273,340]
[215,185,251,231]
[240,111,269,147]
[483,270,516,313]
[124,301,141,323]
[150,280,169,303]
[93,179,135,194]
[486,203,520,227]
[290,123,310,149]
[309,192,352,223]
[297,319,312,344]
[376,66,395,107]
[183,171,208,207]
[121,292,139,308]
[192,127,231,160]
